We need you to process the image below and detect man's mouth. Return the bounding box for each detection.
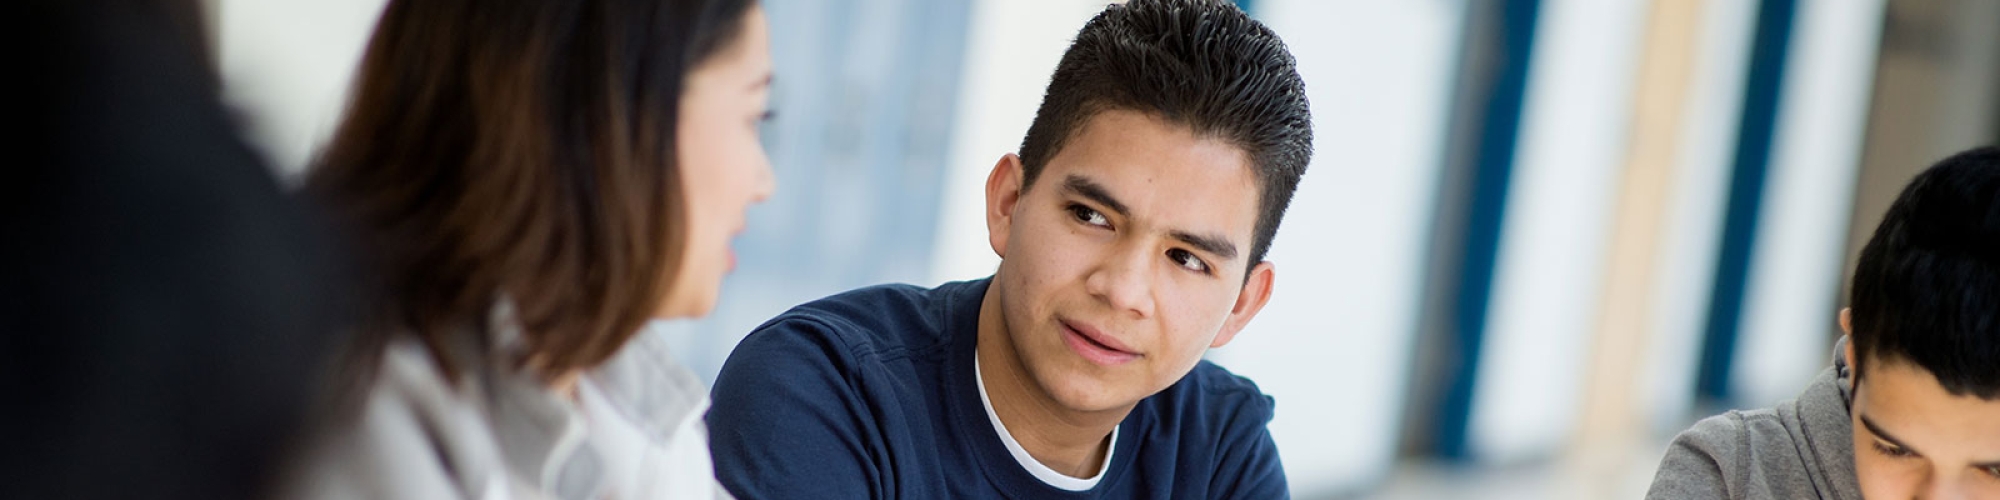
[1060,319,1141,366]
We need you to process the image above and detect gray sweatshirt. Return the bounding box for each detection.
[1645,337,1863,500]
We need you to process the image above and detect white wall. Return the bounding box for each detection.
[929,0,1113,284]
[215,0,387,178]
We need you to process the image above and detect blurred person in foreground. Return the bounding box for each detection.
[1646,146,2000,500]
[6,1,354,499]
[279,0,775,498]
[705,0,1310,498]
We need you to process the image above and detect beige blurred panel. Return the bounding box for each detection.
[1842,0,2000,299]
[1570,0,1702,476]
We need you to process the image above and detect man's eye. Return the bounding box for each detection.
[1872,442,1916,459]
[1168,249,1210,274]
[1069,205,1109,227]
[1981,465,2000,479]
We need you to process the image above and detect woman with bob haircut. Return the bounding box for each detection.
[280,0,773,498]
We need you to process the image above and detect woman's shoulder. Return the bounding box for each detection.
[280,337,512,500]
[587,330,711,438]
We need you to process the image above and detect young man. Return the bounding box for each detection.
[705,0,1311,498]
[1646,146,2000,500]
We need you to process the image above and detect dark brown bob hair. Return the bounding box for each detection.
[307,0,759,381]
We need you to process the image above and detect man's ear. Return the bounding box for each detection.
[1841,307,1858,390]
[986,154,1025,259]
[1211,261,1276,348]
[1839,307,1852,335]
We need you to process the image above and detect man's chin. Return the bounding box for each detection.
[1038,376,1137,414]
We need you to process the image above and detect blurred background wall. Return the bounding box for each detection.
[212,0,1999,497]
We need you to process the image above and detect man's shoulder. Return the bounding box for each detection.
[1664,367,1850,471]
[1148,360,1277,426]
[729,279,981,368]
[778,279,977,330]
[790,281,941,318]
[708,282,991,499]
[1129,360,1287,497]
[1671,406,1790,455]
[1648,397,1841,500]
[1185,360,1271,398]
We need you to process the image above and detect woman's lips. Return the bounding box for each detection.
[1060,320,1140,366]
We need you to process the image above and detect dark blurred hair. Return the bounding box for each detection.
[1016,0,1312,270]
[307,0,757,382]
[1849,146,2000,399]
[13,1,355,498]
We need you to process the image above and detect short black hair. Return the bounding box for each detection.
[1849,146,2000,399]
[1017,0,1312,270]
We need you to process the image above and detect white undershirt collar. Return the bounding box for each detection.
[974,356,1115,491]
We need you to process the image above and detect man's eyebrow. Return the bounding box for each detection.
[1172,230,1238,261]
[1860,414,1919,453]
[1061,175,1128,216]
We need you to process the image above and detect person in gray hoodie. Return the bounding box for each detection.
[1647,146,2000,500]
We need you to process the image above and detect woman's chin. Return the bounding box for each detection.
[654,292,716,320]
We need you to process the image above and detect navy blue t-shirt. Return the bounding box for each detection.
[707,278,1287,499]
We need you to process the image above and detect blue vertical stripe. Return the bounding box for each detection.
[1436,0,1542,460]
[1697,0,1797,405]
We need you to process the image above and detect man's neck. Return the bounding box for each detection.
[975,281,1131,478]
